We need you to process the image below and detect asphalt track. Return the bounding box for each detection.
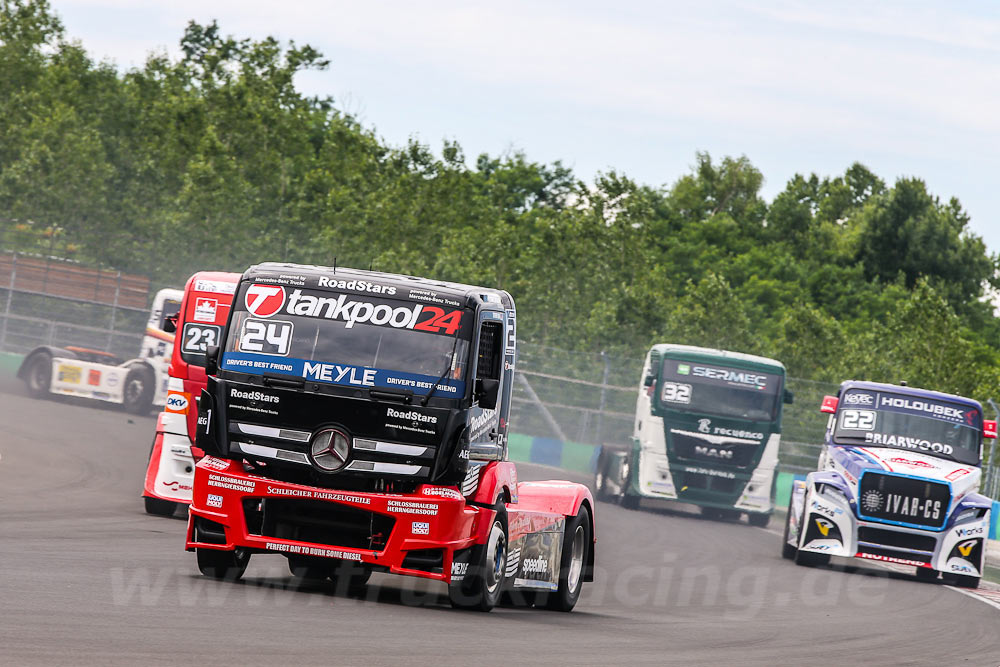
[1,380,999,666]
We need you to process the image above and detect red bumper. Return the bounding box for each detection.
[185,457,491,583]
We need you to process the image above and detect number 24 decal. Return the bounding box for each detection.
[239,318,293,356]
[414,307,462,335]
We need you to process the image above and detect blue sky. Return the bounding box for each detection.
[56,0,999,253]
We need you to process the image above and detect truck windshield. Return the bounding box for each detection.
[220,284,471,398]
[659,359,782,421]
[832,389,981,466]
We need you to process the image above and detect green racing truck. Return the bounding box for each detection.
[594,344,793,525]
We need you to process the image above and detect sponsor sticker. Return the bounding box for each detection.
[411,521,430,535]
[206,494,223,508]
[856,552,928,568]
[193,297,219,323]
[195,279,237,295]
[265,542,362,561]
[421,486,464,501]
[88,369,102,386]
[58,364,81,384]
[201,457,230,471]
[165,391,191,414]
[245,284,287,318]
[387,500,438,515]
[317,276,396,295]
[207,474,255,493]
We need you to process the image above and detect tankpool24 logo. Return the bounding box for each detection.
[243,283,462,335]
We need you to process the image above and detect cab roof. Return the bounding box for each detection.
[244,262,513,309]
[650,344,786,373]
[839,380,983,412]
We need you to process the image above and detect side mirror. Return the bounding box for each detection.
[984,420,997,439]
[475,378,500,410]
[784,389,794,405]
[643,374,656,387]
[820,395,838,414]
[163,314,178,334]
[205,345,220,376]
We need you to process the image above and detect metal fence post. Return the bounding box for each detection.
[106,271,121,352]
[0,252,16,351]
[595,350,610,447]
[987,399,1000,499]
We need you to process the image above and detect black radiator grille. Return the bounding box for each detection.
[243,497,395,551]
[670,431,760,469]
[857,472,950,529]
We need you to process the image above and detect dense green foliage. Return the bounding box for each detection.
[2,1,999,401]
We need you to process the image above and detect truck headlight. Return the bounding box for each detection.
[818,483,849,505]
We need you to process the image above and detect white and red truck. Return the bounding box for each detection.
[18,287,183,414]
[142,271,240,515]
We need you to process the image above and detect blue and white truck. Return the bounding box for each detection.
[783,380,996,588]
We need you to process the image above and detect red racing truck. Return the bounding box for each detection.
[186,263,596,611]
[142,272,241,515]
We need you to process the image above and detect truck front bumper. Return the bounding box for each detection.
[185,457,490,583]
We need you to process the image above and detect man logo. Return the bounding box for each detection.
[697,418,711,434]
[245,284,286,318]
[957,540,976,558]
[815,518,832,537]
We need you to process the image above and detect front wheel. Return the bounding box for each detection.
[748,512,771,528]
[449,501,508,612]
[593,453,611,502]
[24,353,52,397]
[544,505,591,612]
[144,496,177,517]
[330,561,373,594]
[622,493,640,510]
[123,366,154,415]
[950,573,980,589]
[197,547,250,580]
[781,508,797,560]
[793,504,829,567]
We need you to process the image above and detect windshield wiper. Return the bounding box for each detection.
[370,388,413,404]
[422,335,460,407]
[262,374,304,389]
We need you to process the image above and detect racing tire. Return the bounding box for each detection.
[143,496,177,517]
[781,509,797,560]
[593,454,611,502]
[197,547,250,581]
[123,366,154,415]
[950,574,980,589]
[622,493,640,510]
[24,353,52,398]
[793,503,829,567]
[915,567,939,582]
[329,561,373,595]
[543,505,591,612]
[794,549,830,567]
[748,512,771,528]
[288,556,335,580]
[449,500,508,612]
